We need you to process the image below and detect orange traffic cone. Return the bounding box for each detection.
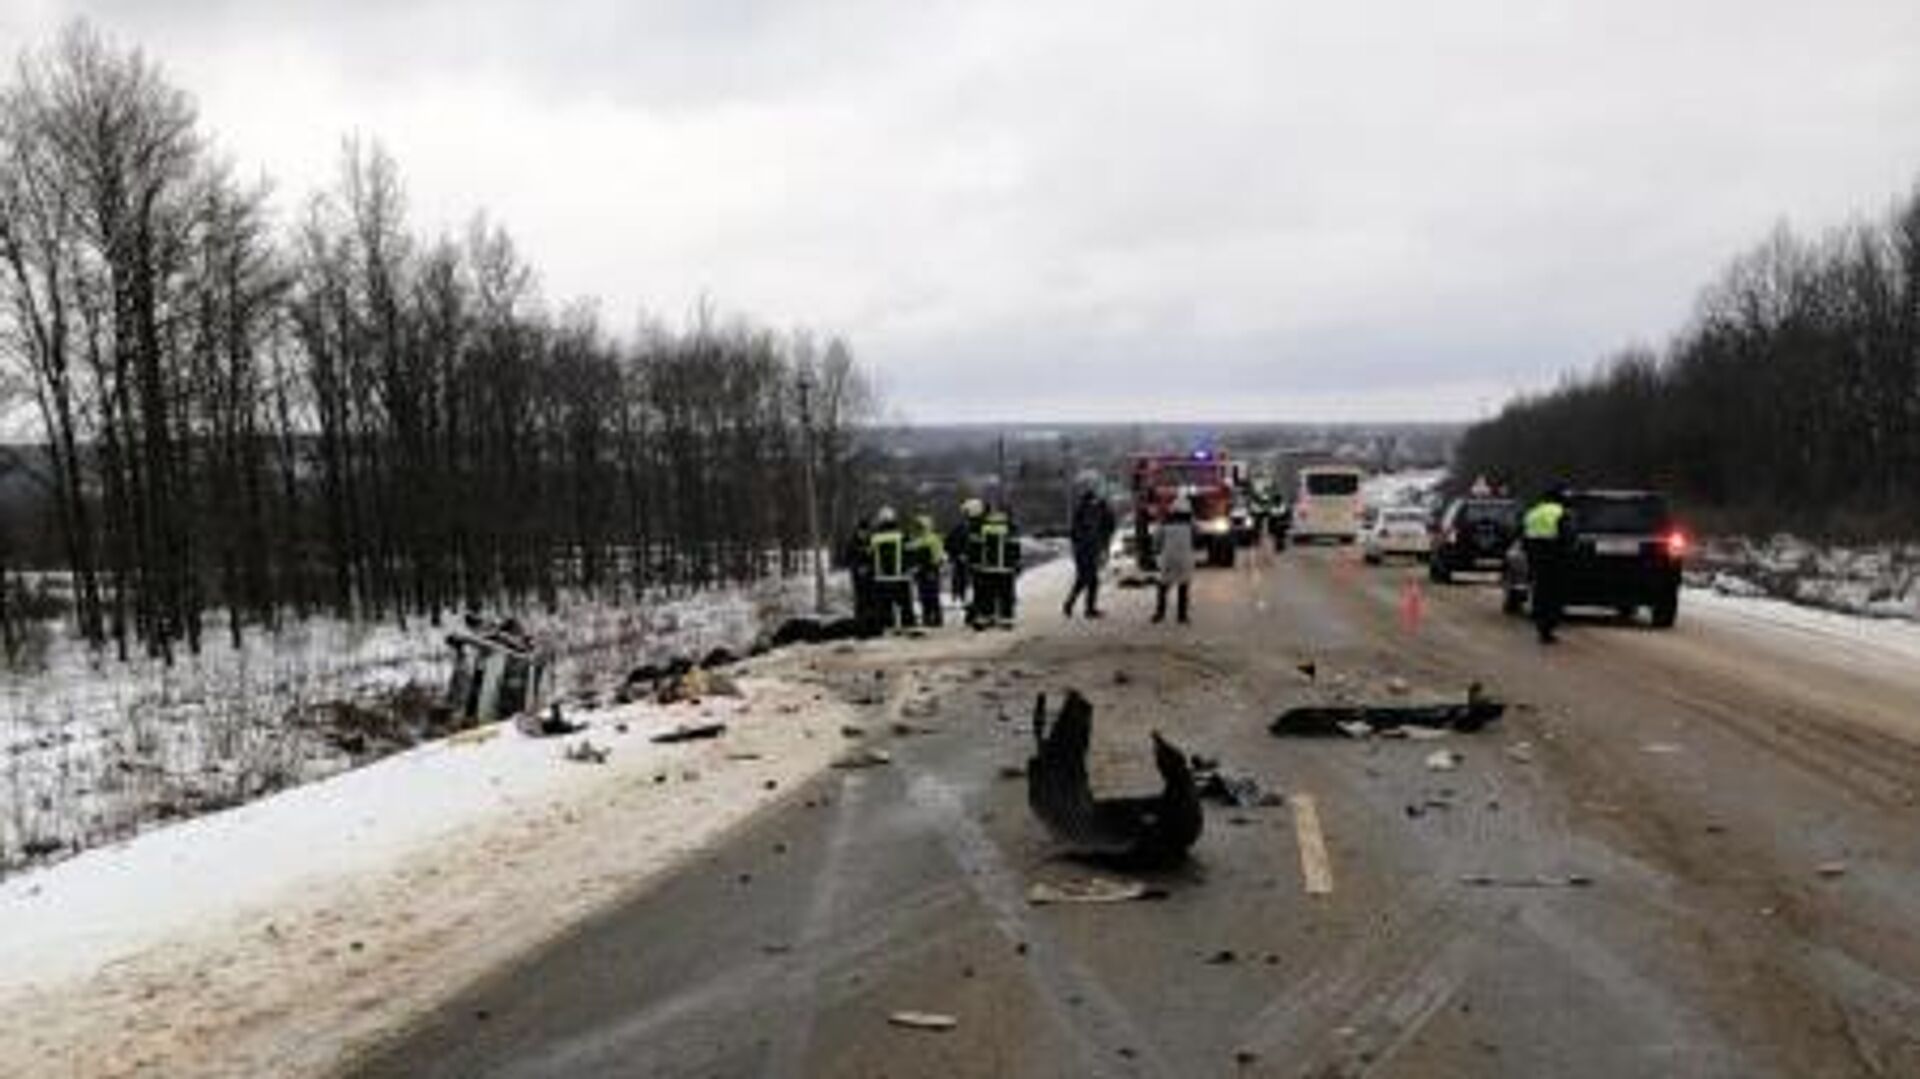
[1398,577,1426,634]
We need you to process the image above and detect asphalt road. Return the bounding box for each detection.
[349,544,1920,1078]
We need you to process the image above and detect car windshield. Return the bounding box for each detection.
[1304,472,1360,496]
[1460,501,1517,525]
[1571,495,1668,533]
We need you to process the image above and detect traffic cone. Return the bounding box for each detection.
[1398,577,1426,634]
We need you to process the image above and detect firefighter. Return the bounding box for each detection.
[1062,486,1115,618]
[947,498,984,606]
[1522,486,1573,644]
[1153,493,1196,624]
[968,504,1021,630]
[868,506,916,631]
[843,514,877,634]
[906,513,946,628]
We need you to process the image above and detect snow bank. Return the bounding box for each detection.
[1689,535,1920,622]
[1,576,837,874]
[0,667,858,1078]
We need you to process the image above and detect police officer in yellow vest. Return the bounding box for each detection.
[968,506,1022,630]
[868,507,917,631]
[1522,487,1573,644]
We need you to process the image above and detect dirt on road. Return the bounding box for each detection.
[337,545,1920,1077]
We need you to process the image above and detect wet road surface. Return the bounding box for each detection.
[349,544,1920,1078]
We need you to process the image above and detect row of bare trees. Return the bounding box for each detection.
[1455,183,1920,537]
[0,24,874,662]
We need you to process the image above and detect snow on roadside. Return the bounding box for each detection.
[1689,534,1920,622]
[0,663,860,1078]
[0,575,835,875]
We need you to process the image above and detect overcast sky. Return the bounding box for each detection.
[8,1,1920,423]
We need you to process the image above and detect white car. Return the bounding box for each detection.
[1362,508,1433,564]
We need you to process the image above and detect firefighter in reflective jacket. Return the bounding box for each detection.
[905,514,946,628]
[968,507,1022,629]
[1522,488,1573,644]
[947,498,984,605]
[868,507,917,631]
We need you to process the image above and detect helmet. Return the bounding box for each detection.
[1171,494,1193,514]
[961,497,985,519]
[874,506,897,527]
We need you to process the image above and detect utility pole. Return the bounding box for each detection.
[799,372,827,613]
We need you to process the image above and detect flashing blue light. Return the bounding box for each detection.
[1192,450,1209,460]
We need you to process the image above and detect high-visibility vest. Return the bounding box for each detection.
[870,529,907,580]
[975,516,1013,573]
[1523,501,1566,540]
[905,522,944,567]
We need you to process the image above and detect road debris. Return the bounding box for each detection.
[1425,749,1462,772]
[650,722,728,744]
[1460,872,1593,888]
[562,740,610,765]
[1642,742,1685,755]
[1027,877,1166,905]
[1026,691,1203,868]
[1816,861,1848,878]
[1205,949,1238,965]
[516,704,584,738]
[831,747,893,769]
[1290,793,1334,895]
[1505,741,1535,763]
[1272,683,1504,737]
[887,1011,958,1031]
[1194,767,1273,808]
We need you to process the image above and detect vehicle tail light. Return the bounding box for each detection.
[1665,530,1688,559]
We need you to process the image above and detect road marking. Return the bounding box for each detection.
[1291,793,1335,896]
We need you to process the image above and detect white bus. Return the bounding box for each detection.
[1291,464,1366,544]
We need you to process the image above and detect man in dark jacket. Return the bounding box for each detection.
[1062,487,1116,618]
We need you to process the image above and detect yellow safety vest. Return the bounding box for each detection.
[870,530,907,580]
[1523,502,1566,540]
[976,518,1012,572]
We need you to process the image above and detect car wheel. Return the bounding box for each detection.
[1429,561,1451,584]
[1651,593,1678,628]
[1363,551,1381,565]
[1615,605,1637,622]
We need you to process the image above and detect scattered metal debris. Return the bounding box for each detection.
[831,747,893,769]
[1027,691,1203,868]
[1272,683,1504,737]
[1817,861,1848,878]
[888,1011,958,1031]
[651,722,728,744]
[1424,749,1462,772]
[444,616,550,723]
[517,703,584,738]
[562,740,610,765]
[1027,878,1166,905]
[1459,872,1592,888]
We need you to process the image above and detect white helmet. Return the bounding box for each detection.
[874,506,897,526]
[1171,494,1193,514]
[960,497,984,519]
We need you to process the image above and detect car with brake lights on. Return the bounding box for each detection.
[1429,496,1520,582]
[1502,489,1688,628]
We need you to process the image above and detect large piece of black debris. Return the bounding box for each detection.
[517,703,584,738]
[651,722,728,744]
[1026,691,1203,869]
[767,616,878,649]
[1271,683,1505,738]
[1195,771,1266,808]
[700,647,740,670]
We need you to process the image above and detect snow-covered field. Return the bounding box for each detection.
[1,576,836,875]
[1360,468,1447,509]
[1689,534,1920,622]
[0,670,864,1078]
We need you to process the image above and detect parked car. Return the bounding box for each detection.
[1502,489,1686,627]
[1362,507,1434,564]
[1429,497,1519,582]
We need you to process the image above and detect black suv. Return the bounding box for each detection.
[1429,497,1519,582]
[1501,490,1685,628]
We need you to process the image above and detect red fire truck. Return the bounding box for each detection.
[1129,450,1243,568]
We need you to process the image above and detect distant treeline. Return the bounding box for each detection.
[1454,183,1920,538]
[0,24,875,662]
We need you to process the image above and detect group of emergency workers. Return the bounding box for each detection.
[846,498,1022,633]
